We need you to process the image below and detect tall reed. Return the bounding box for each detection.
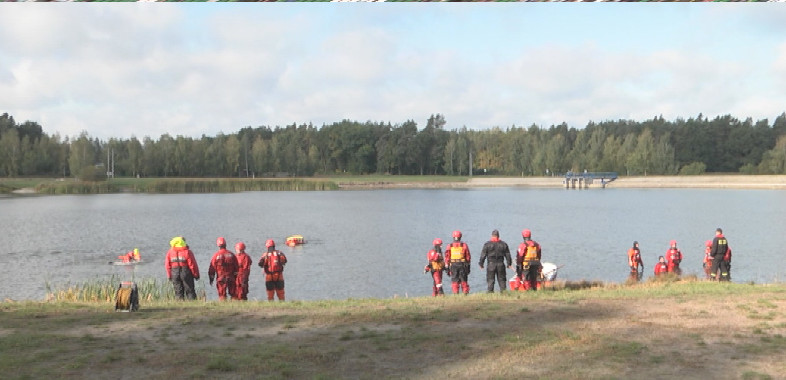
[34,178,338,194]
[44,276,196,303]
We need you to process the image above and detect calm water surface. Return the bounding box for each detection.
[1,188,784,301]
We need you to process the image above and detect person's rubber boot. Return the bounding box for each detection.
[276,289,285,301]
[461,282,469,295]
[432,286,438,297]
[452,282,460,294]
[266,290,275,301]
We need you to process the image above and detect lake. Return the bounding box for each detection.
[1,188,784,301]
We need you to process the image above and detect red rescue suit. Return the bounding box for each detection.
[118,251,134,263]
[666,248,683,274]
[445,241,471,294]
[234,250,252,301]
[165,246,200,300]
[259,250,287,301]
[654,261,668,276]
[424,249,446,297]
[703,245,713,279]
[209,248,239,301]
[516,239,542,291]
[628,248,642,272]
[720,247,732,281]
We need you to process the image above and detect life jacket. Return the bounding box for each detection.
[448,243,467,262]
[655,262,668,275]
[704,247,712,264]
[629,248,641,267]
[264,251,285,273]
[668,248,682,264]
[523,243,539,261]
[427,250,445,271]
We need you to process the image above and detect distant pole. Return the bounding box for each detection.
[244,142,249,178]
[469,151,472,177]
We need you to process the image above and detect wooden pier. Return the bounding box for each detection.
[564,172,618,189]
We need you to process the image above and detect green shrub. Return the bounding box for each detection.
[678,162,706,175]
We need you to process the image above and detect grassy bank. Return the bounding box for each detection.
[3,280,786,379]
[2,176,469,194]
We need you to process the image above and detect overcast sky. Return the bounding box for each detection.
[1,4,786,140]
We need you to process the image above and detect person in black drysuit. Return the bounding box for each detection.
[710,227,729,281]
[479,229,513,293]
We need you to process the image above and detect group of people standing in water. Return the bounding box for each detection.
[628,227,732,281]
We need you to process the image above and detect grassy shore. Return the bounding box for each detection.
[3,175,786,195]
[2,280,786,379]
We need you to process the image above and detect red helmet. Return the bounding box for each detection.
[705,240,712,247]
[670,240,677,247]
[432,238,443,246]
[235,242,246,252]
[522,229,532,238]
[265,239,275,248]
[216,237,226,247]
[452,230,462,239]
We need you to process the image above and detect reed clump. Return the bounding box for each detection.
[45,276,190,302]
[34,178,338,194]
[36,181,121,194]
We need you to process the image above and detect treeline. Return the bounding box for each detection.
[3,112,786,179]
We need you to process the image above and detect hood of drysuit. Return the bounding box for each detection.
[170,236,186,248]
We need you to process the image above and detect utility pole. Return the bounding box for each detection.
[244,141,249,178]
[469,151,473,177]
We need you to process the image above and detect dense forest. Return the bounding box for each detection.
[2,111,786,179]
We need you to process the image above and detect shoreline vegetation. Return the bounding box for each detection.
[2,279,785,379]
[2,174,786,195]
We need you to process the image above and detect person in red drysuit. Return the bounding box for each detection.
[654,256,668,277]
[703,240,713,279]
[665,240,683,275]
[164,236,200,300]
[445,230,471,295]
[516,229,542,291]
[627,241,643,282]
[234,242,252,301]
[208,237,238,301]
[118,248,141,263]
[259,239,288,301]
[424,238,446,297]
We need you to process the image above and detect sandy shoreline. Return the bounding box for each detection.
[339,175,786,190]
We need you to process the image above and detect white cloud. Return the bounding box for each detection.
[1,6,785,139]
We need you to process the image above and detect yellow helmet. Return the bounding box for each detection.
[170,236,186,248]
